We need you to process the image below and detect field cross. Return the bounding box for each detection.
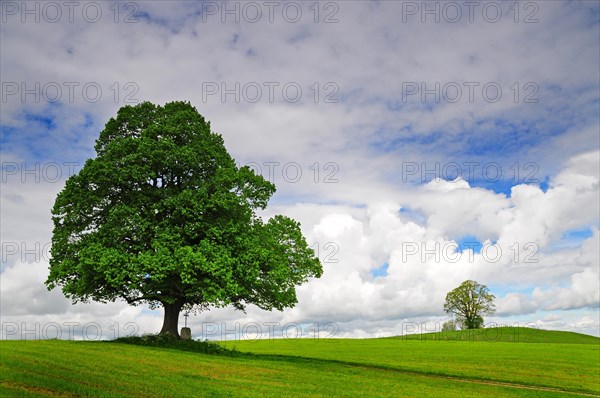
[184,312,189,328]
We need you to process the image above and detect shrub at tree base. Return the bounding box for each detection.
[114,334,237,356]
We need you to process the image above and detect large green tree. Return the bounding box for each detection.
[443,280,495,329]
[46,101,323,337]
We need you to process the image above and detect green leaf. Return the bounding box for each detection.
[46,101,323,333]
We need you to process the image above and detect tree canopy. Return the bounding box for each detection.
[46,101,323,337]
[443,280,495,329]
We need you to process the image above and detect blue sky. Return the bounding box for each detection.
[1,0,599,339]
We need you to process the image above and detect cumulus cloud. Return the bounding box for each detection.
[2,150,598,338]
[1,1,598,338]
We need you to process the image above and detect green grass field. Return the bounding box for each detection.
[1,328,598,397]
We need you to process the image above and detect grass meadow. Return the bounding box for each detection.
[1,327,598,397]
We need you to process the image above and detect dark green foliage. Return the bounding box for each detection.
[113,334,237,356]
[46,101,323,335]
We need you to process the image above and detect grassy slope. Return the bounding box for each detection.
[224,328,600,395]
[0,328,598,397]
[0,340,577,398]
[397,327,600,344]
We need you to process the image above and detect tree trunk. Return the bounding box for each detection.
[160,302,183,338]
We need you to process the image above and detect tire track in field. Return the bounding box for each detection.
[255,353,600,397]
[392,369,600,397]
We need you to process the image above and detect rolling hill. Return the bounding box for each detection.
[1,327,598,397]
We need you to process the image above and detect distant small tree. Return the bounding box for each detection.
[442,320,457,332]
[444,280,495,329]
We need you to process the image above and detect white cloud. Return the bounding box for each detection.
[1,1,598,338]
[2,151,598,337]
